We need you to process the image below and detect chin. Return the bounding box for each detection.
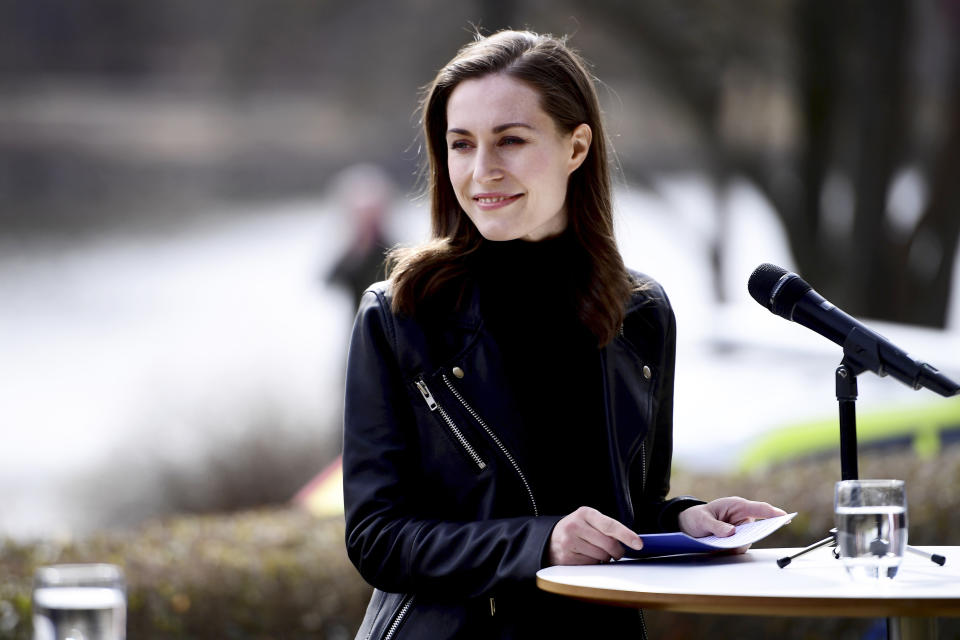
[477,230,521,242]
[470,219,523,242]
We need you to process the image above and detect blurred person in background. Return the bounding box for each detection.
[324,163,395,309]
[342,29,785,639]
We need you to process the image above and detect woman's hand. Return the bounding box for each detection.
[678,497,787,553]
[547,506,643,566]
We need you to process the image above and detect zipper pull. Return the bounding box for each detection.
[415,378,438,411]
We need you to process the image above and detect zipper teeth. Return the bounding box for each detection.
[442,374,539,516]
[436,403,487,470]
[640,441,646,493]
[383,595,413,640]
[417,378,486,470]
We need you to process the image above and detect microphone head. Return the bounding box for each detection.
[748,263,813,319]
[748,263,790,310]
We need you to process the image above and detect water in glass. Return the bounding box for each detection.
[834,479,908,581]
[32,564,126,640]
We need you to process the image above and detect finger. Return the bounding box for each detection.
[561,512,629,560]
[549,512,624,565]
[718,545,752,556]
[746,501,788,518]
[581,507,643,550]
[568,538,616,563]
[723,499,788,524]
[684,507,736,537]
[564,550,610,565]
[555,522,616,563]
[573,522,630,560]
[704,517,737,537]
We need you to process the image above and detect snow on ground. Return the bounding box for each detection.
[1,176,957,539]
[0,202,357,538]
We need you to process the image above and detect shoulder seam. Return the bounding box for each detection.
[369,285,399,355]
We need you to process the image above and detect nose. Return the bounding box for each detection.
[473,145,503,184]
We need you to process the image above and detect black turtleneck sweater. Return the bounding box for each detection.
[471,231,617,519]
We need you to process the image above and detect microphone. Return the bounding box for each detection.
[748,263,960,397]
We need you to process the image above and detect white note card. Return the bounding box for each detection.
[628,512,798,558]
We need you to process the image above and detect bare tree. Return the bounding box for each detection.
[588,0,960,327]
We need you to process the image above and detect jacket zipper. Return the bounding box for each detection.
[640,441,646,492]
[441,374,539,517]
[382,594,414,640]
[415,378,486,471]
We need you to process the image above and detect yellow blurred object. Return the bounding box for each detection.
[739,397,960,471]
[293,456,344,518]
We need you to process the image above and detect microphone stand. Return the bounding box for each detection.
[769,335,956,640]
[837,358,862,482]
[776,358,861,569]
[777,357,947,570]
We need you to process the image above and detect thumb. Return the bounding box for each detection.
[706,519,736,537]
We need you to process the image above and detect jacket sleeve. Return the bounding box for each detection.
[629,286,704,532]
[342,288,562,598]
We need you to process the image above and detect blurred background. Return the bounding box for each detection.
[2,0,960,637]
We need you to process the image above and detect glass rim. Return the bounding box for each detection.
[34,563,125,586]
[835,479,904,488]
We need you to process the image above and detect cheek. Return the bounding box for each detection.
[447,157,471,188]
[527,153,571,202]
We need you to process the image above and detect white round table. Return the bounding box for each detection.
[537,546,960,639]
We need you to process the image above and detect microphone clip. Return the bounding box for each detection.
[841,327,883,381]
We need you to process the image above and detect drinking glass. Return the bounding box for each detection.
[834,479,908,581]
[32,564,126,640]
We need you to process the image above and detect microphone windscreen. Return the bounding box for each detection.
[748,263,789,309]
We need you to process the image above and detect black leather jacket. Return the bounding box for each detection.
[343,274,701,639]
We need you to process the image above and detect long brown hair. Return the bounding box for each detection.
[388,29,635,346]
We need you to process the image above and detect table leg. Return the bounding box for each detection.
[887,617,938,640]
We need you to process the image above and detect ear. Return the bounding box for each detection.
[567,123,592,174]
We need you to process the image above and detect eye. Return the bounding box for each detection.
[449,139,473,151]
[499,136,526,146]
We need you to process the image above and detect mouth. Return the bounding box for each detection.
[473,193,523,209]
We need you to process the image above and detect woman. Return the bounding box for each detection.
[342,29,784,639]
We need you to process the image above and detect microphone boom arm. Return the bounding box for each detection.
[843,327,960,397]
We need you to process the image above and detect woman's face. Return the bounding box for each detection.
[445,73,591,242]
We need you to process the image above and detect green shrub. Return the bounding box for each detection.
[0,509,369,640]
[4,447,960,639]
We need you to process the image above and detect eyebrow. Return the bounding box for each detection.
[446,122,536,136]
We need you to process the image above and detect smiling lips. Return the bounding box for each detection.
[473,193,523,210]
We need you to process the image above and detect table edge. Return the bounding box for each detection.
[535,576,960,618]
